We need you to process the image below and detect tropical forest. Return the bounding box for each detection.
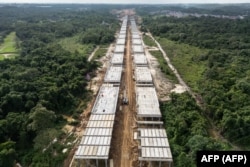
[0,3,250,167]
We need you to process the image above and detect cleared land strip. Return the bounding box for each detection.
[88,46,100,62]
[72,14,173,167]
[72,15,130,167]
[120,24,138,167]
[145,33,205,108]
[0,32,19,57]
[146,33,242,151]
[131,18,173,166]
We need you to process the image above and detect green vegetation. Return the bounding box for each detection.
[0,32,19,59]
[141,4,250,151]
[149,50,177,82]
[143,34,206,89]
[162,93,230,167]
[137,4,250,17]
[143,35,157,47]
[0,54,18,60]
[0,55,4,60]
[0,32,17,53]
[93,45,108,60]
[0,5,119,167]
[0,3,249,167]
[58,35,94,55]
[80,27,117,45]
[143,35,177,82]
[157,38,207,91]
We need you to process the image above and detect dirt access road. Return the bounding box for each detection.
[110,23,138,167]
[146,33,205,107]
[66,43,114,167]
[146,32,242,150]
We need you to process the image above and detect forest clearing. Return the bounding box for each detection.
[0,3,249,167]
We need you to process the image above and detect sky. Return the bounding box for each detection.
[0,0,250,4]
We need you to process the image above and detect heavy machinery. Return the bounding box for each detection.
[122,89,129,105]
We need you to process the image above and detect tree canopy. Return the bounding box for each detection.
[141,7,250,148]
[0,4,119,166]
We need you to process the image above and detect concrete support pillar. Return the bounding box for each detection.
[159,161,161,167]
[96,159,99,167]
[105,159,108,167]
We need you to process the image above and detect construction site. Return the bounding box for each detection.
[73,13,173,167]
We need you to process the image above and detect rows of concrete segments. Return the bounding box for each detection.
[74,16,128,167]
[73,15,173,167]
[130,18,173,167]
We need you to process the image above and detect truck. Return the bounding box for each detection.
[122,89,129,105]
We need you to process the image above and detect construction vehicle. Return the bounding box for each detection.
[122,89,129,105]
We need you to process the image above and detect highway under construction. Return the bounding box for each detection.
[73,13,173,167]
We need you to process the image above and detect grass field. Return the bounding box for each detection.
[92,45,108,60]
[143,35,157,47]
[0,54,4,60]
[149,50,178,83]
[58,35,94,56]
[158,38,208,91]
[0,32,18,53]
[0,54,18,60]
[0,32,19,60]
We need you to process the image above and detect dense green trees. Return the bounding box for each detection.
[140,4,250,15]
[143,16,250,50]
[0,141,16,167]
[141,5,250,149]
[200,50,250,145]
[139,5,250,167]
[0,4,119,166]
[162,93,229,166]
[80,26,116,45]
